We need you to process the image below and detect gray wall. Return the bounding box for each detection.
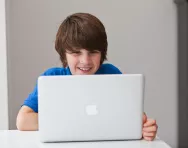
[6,0,178,147]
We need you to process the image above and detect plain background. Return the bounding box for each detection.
[1,0,177,147]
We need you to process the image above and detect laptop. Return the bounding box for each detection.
[38,74,144,142]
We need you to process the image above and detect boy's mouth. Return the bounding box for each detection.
[78,67,92,72]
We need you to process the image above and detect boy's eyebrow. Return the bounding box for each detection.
[65,48,81,54]
[66,48,101,53]
[66,47,80,51]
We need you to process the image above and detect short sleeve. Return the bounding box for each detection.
[22,67,63,113]
[22,84,38,112]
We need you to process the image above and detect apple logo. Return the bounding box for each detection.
[86,105,98,115]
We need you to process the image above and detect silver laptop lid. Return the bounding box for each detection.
[38,74,144,142]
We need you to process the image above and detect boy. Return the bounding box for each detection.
[16,12,158,141]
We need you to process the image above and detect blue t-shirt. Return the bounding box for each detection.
[23,63,122,112]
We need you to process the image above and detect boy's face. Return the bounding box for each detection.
[66,49,101,75]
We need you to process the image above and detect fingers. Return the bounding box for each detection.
[143,131,156,137]
[143,136,155,141]
[142,117,158,141]
[144,119,156,127]
[143,125,158,132]
[143,113,147,124]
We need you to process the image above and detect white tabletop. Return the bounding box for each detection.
[0,130,171,148]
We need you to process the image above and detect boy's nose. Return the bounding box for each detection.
[80,55,90,64]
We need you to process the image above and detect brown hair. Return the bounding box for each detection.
[55,13,108,67]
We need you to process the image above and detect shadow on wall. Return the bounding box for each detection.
[175,0,188,148]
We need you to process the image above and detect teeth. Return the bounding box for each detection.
[79,67,90,71]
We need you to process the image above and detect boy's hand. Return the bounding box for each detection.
[142,113,158,141]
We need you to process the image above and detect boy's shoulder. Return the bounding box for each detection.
[96,63,122,74]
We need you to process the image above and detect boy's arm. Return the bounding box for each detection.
[16,106,38,131]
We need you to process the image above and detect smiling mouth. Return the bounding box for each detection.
[78,67,92,72]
